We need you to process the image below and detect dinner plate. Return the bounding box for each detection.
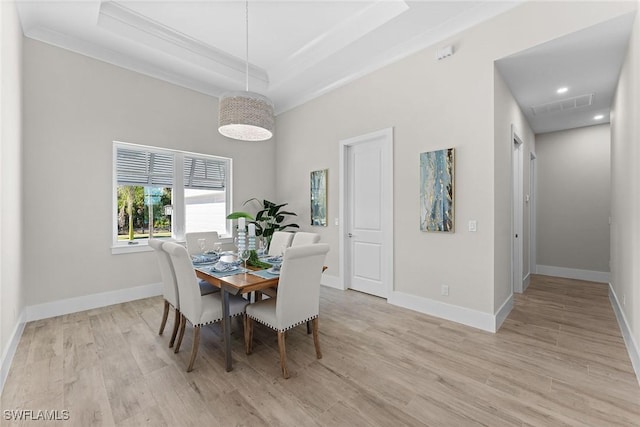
[210,261,241,273]
[192,259,217,265]
[267,267,280,275]
[211,266,239,274]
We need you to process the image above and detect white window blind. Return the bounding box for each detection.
[183,156,226,190]
[116,147,174,187]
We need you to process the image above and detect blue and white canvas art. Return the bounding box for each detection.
[420,148,455,232]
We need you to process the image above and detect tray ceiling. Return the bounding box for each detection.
[16,0,522,114]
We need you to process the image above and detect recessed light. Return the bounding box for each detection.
[594,114,604,120]
[556,87,569,94]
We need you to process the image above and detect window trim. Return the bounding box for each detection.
[112,141,232,254]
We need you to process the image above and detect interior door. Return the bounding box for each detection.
[347,139,387,298]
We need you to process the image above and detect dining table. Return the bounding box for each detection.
[194,253,280,372]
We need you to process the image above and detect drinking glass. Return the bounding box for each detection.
[213,242,222,257]
[258,237,267,256]
[198,238,206,254]
[240,249,251,274]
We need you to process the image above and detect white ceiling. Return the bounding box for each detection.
[16,1,634,131]
[16,0,523,114]
[496,12,636,134]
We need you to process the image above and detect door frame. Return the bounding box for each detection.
[529,151,537,285]
[339,127,394,297]
[512,125,524,294]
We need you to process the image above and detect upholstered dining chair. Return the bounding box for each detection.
[291,231,320,246]
[185,231,220,296]
[244,243,330,379]
[185,231,219,256]
[163,242,248,372]
[149,239,181,348]
[268,231,294,256]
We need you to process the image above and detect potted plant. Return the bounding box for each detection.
[227,198,299,250]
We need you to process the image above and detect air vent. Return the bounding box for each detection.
[530,93,594,115]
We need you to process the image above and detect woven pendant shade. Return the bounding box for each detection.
[218,91,274,141]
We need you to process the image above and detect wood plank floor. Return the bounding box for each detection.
[2,274,639,426]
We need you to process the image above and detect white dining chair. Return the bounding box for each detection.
[268,231,293,256]
[244,243,329,379]
[185,231,221,296]
[291,232,320,246]
[185,231,219,255]
[148,239,181,348]
[163,241,249,372]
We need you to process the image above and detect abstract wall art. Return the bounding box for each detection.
[420,148,455,232]
[310,169,328,226]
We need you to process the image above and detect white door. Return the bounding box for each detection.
[340,128,393,298]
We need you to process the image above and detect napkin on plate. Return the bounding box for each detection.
[191,254,218,264]
[211,261,240,273]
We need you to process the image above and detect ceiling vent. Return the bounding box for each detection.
[530,93,594,115]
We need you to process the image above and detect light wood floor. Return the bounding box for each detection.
[2,275,639,426]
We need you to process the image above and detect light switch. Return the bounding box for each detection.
[334,218,339,226]
[468,220,477,232]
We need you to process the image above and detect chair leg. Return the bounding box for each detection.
[306,320,312,334]
[159,300,169,335]
[244,315,254,355]
[169,308,180,348]
[174,314,187,354]
[187,326,201,372]
[312,318,322,359]
[277,331,289,379]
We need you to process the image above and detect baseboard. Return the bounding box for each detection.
[388,291,498,332]
[609,284,640,385]
[523,273,530,291]
[1,308,26,394]
[536,265,609,283]
[321,274,344,290]
[26,282,162,322]
[495,295,513,331]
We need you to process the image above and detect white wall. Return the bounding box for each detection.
[275,1,635,327]
[22,39,276,308]
[0,0,25,389]
[610,3,640,378]
[494,66,535,309]
[536,125,611,275]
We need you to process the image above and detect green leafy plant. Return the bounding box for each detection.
[227,199,299,249]
[247,251,271,269]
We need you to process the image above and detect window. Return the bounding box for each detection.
[113,142,231,248]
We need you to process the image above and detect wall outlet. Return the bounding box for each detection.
[468,220,477,232]
[334,218,339,226]
[441,284,449,296]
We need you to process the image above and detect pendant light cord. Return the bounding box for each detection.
[245,0,249,92]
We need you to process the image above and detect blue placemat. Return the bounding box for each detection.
[249,269,280,279]
[196,266,248,278]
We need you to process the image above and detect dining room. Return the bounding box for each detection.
[2,0,640,425]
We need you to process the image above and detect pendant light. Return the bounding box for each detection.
[218,1,274,141]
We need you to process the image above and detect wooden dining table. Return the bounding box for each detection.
[194,257,279,372]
